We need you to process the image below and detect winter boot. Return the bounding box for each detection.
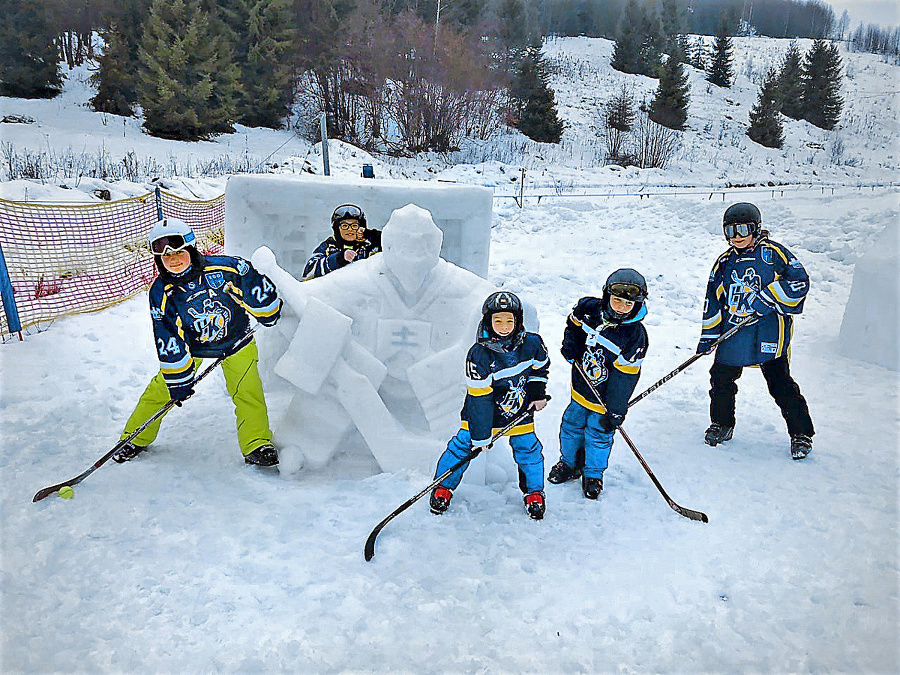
[704,423,734,447]
[429,486,453,515]
[244,444,279,467]
[581,476,603,500]
[547,459,582,484]
[524,491,546,520]
[790,434,813,460]
[112,442,147,463]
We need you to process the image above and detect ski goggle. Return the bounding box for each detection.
[724,221,756,239]
[333,204,363,222]
[607,282,644,302]
[150,232,194,255]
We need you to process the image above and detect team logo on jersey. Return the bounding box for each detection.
[498,375,527,417]
[727,268,763,317]
[206,271,225,288]
[150,306,164,320]
[761,342,777,354]
[582,348,608,384]
[187,298,232,343]
[761,248,774,264]
[236,259,250,275]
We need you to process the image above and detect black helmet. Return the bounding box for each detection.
[480,291,524,341]
[723,202,761,240]
[331,203,367,238]
[601,268,647,322]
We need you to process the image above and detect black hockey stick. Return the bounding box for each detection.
[628,316,757,408]
[32,331,254,503]
[364,402,546,562]
[575,362,708,523]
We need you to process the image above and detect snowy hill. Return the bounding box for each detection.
[1,36,899,673]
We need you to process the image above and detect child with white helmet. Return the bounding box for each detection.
[114,217,283,467]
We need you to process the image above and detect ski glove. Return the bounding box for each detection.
[696,337,717,355]
[598,412,623,434]
[525,379,547,404]
[168,382,195,407]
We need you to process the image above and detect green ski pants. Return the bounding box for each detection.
[121,339,272,456]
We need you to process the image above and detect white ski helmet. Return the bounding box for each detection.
[148,217,196,255]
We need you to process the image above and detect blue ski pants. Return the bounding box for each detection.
[434,428,545,493]
[558,399,614,480]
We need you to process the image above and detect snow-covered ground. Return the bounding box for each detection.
[1,36,898,673]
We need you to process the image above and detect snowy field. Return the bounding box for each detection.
[1,36,899,673]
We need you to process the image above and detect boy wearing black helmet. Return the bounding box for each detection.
[697,202,815,460]
[548,269,649,499]
[429,291,551,520]
[114,217,283,467]
[302,204,382,279]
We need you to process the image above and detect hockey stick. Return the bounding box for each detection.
[364,403,545,562]
[574,362,708,523]
[32,331,254,503]
[627,316,757,408]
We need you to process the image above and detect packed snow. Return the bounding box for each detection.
[1,35,898,673]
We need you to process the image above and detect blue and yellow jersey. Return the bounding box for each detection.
[701,237,809,366]
[302,234,380,280]
[561,297,648,418]
[149,255,282,393]
[461,332,550,446]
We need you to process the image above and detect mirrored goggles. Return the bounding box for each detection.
[337,220,363,231]
[151,233,192,255]
[333,204,363,221]
[607,283,643,302]
[724,221,756,239]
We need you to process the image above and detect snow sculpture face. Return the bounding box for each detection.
[381,204,444,294]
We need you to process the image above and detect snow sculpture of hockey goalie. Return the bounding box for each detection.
[252,203,529,476]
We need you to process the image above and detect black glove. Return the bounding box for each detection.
[696,337,716,355]
[525,380,547,404]
[168,382,194,407]
[598,412,623,433]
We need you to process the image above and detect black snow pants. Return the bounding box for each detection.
[709,355,815,437]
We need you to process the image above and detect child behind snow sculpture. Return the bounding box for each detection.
[547,269,649,499]
[114,217,282,467]
[302,203,382,280]
[429,291,551,520]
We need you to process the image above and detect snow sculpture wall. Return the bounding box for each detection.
[224,174,492,280]
[838,224,899,371]
[251,204,536,482]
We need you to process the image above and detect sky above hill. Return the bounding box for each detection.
[828,0,900,27]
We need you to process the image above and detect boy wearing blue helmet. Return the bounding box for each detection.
[548,269,649,499]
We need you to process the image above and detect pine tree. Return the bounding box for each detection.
[137,0,240,140]
[222,0,295,129]
[611,0,645,75]
[649,53,690,130]
[91,26,136,115]
[777,41,804,120]
[706,22,734,88]
[603,84,635,162]
[801,39,844,130]
[511,45,564,144]
[90,0,152,114]
[747,67,784,149]
[0,0,63,98]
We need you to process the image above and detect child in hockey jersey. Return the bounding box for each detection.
[429,291,551,520]
[114,217,283,467]
[302,203,382,279]
[697,202,815,459]
[547,269,649,499]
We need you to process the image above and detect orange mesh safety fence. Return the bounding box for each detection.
[0,190,224,336]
